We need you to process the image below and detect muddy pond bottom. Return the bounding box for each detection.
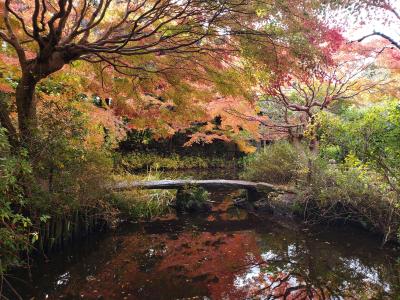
[13,191,400,299]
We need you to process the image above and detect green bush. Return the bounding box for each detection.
[313,101,400,242]
[318,101,400,181]
[1,100,117,277]
[240,141,307,184]
[29,101,115,216]
[240,136,400,244]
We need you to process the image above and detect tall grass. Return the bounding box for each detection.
[111,170,175,220]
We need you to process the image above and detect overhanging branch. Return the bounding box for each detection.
[357,31,400,50]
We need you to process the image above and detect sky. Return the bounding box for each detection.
[348,17,399,45]
[329,2,400,45]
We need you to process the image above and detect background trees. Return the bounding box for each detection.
[0,0,339,279]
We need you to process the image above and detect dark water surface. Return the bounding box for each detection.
[11,190,400,300]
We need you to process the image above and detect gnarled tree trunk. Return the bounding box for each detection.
[15,49,69,150]
[16,72,38,146]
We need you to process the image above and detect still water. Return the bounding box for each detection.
[11,190,400,300]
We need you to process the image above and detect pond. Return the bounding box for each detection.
[10,190,400,299]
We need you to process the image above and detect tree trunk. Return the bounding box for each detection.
[288,132,303,149]
[308,114,319,153]
[309,137,319,153]
[15,72,38,147]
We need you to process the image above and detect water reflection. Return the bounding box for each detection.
[8,192,400,300]
[232,230,400,299]
[56,272,70,287]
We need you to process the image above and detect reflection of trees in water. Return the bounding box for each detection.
[11,211,400,299]
[232,230,400,299]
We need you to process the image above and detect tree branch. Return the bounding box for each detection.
[357,31,400,50]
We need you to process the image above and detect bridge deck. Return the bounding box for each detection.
[113,179,285,193]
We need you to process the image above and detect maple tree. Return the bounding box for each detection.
[0,0,339,153]
[266,47,386,147]
[225,38,390,150]
[0,0,251,148]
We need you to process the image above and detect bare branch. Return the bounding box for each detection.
[357,31,400,50]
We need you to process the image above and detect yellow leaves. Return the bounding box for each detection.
[343,153,370,178]
[255,7,269,17]
[236,140,257,154]
[84,105,125,148]
[252,67,272,85]
[102,2,126,23]
[184,132,231,147]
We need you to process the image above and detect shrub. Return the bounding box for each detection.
[313,102,400,243]
[240,141,307,184]
[29,101,115,217]
[1,98,119,281]
[297,156,399,244]
[318,101,400,183]
[240,137,400,244]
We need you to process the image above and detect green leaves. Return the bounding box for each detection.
[39,214,51,223]
[319,101,400,184]
[0,126,32,274]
